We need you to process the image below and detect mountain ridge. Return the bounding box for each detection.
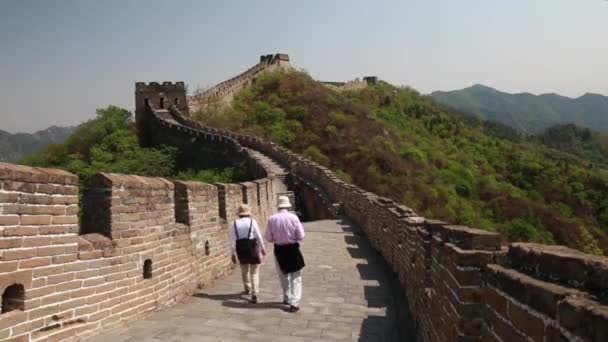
[429,84,608,134]
[0,125,75,162]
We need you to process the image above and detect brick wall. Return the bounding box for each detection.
[187,53,291,112]
[0,161,276,342]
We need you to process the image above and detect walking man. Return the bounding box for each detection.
[230,204,266,303]
[265,196,305,312]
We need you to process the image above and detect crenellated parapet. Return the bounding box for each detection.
[322,75,378,91]
[0,157,275,341]
[187,53,291,112]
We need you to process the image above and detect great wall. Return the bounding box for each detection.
[0,53,606,342]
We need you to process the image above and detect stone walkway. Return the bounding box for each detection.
[88,220,413,342]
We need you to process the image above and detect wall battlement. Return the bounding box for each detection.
[0,153,274,342]
[187,53,291,112]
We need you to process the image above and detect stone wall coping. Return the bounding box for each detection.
[486,264,588,319]
[426,221,505,251]
[87,172,175,189]
[508,243,608,295]
[0,162,78,185]
[174,180,218,191]
[78,233,112,251]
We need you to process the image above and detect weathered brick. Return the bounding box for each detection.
[52,254,78,264]
[70,287,95,299]
[83,277,105,287]
[33,265,63,277]
[22,236,52,247]
[36,246,66,257]
[19,257,52,269]
[0,215,19,225]
[2,248,36,261]
[4,181,37,193]
[38,225,69,235]
[11,318,45,336]
[0,261,18,272]
[3,226,38,236]
[0,192,19,203]
[79,250,103,260]
[51,235,79,245]
[28,304,60,320]
[66,205,79,215]
[52,215,78,225]
[18,194,52,205]
[558,297,608,342]
[74,304,98,316]
[20,215,53,225]
[40,292,70,306]
[0,311,27,330]
[47,272,74,285]
[51,195,78,205]
[0,237,22,249]
[60,298,87,311]
[55,280,82,292]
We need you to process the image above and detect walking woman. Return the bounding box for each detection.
[264,196,305,312]
[230,204,266,303]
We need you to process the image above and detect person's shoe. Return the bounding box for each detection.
[283,299,289,305]
[289,305,299,313]
[242,289,251,295]
[251,295,258,304]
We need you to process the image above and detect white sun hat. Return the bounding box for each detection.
[277,196,292,209]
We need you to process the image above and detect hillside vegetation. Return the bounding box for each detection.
[530,123,608,166]
[195,70,608,255]
[430,84,608,134]
[20,106,240,184]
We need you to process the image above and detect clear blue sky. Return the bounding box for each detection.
[1,0,607,133]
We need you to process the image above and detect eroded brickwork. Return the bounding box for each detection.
[0,160,275,342]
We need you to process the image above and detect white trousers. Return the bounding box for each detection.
[275,258,303,307]
[240,264,260,295]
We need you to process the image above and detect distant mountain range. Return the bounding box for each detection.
[430,84,608,134]
[0,126,75,162]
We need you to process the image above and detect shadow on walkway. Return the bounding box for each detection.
[337,219,418,342]
[193,293,288,311]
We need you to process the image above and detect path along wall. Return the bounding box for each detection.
[169,106,608,341]
[0,160,274,342]
[248,138,608,342]
[188,53,290,112]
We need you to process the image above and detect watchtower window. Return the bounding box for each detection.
[160,97,165,109]
[143,259,152,279]
[144,98,150,107]
[174,98,179,105]
[1,283,25,314]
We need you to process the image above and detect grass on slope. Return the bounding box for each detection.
[194,70,608,255]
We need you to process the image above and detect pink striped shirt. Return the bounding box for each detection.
[264,209,305,245]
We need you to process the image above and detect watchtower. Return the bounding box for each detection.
[134,81,189,146]
[259,53,290,68]
[363,76,378,85]
[135,81,189,117]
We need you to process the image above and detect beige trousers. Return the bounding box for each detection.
[240,264,260,295]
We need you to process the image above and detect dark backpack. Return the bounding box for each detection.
[235,219,261,264]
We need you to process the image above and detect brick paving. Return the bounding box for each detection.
[87,219,413,342]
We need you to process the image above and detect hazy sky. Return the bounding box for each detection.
[1,0,607,133]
